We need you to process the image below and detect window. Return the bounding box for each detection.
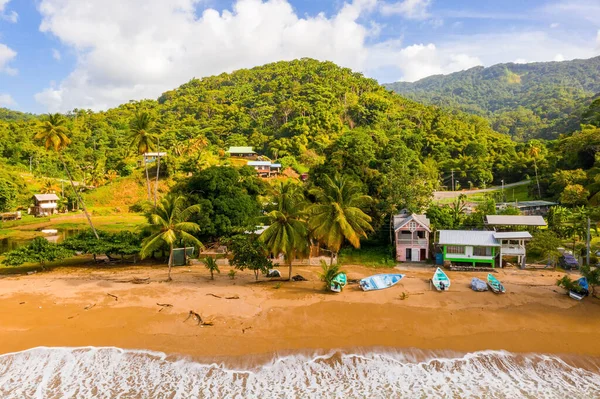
[446,246,464,255]
[473,246,492,256]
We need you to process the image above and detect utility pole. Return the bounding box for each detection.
[451,170,455,192]
[29,156,33,173]
[501,179,505,202]
[587,217,591,266]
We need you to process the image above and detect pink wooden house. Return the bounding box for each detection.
[393,211,431,262]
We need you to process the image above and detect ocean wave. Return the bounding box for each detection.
[1,347,600,398]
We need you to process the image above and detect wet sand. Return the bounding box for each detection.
[1,264,599,359]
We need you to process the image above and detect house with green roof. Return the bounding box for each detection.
[227,146,256,158]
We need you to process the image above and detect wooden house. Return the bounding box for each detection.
[393,211,431,262]
[438,230,499,267]
[227,146,256,158]
[30,194,60,216]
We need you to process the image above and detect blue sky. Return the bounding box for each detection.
[0,0,599,113]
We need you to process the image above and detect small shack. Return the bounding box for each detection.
[485,215,546,230]
[227,146,256,158]
[438,230,499,267]
[495,201,557,216]
[143,152,166,163]
[30,194,60,216]
[493,231,532,269]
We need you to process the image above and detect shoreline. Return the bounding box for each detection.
[1,264,600,359]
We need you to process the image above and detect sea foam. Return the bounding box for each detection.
[1,347,599,398]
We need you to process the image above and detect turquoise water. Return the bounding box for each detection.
[1,347,600,398]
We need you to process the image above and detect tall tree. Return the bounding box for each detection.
[35,113,99,239]
[140,195,203,281]
[260,181,308,281]
[129,111,158,202]
[308,175,373,261]
[528,144,542,199]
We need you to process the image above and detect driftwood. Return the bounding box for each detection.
[291,275,307,281]
[206,293,239,299]
[116,277,150,284]
[242,326,252,334]
[107,293,118,301]
[84,303,96,310]
[157,303,173,312]
[184,310,213,326]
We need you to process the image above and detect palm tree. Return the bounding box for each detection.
[35,113,99,239]
[203,257,220,280]
[129,111,157,202]
[307,175,373,262]
[260,181,309,281]
[140,195,203,281]
[528,144,542,199]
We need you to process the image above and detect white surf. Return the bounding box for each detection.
[1,347,600,398]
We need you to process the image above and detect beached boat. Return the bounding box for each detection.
[359,274,404,291]
[487,274,506,294]
[330,273,347,293]
[41,229,58,235]
[432,267,450,291]
[569,277,589,301]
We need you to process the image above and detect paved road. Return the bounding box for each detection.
[433,180,530,200]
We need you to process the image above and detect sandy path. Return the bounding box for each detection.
[0,264,599,359]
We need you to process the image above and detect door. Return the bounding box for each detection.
[420,248,427,262]
[411,249,420,262]
[406,248,412,261]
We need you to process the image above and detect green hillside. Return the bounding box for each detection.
[385,56,600,140]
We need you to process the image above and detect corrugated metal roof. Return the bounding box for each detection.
[393,213,431,231]
[493,232,533,239]
[227,146,255,154]
[270,164,282,168]
[143,152,166,157]
[438,230,499,247]
[486,215,546,226]
[247,161,271,166]
[34,194,60,201]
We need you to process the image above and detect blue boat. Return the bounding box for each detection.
[359,274,405,291]
[569,277,589,301]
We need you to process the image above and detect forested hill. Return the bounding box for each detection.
[0,108,35,122]
[1,59,544,215]
[385,56,600,140]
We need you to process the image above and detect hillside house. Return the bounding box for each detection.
[30,194,60,216]
[247,161,281,177]
[438,230,499,267]
[227,146,256,158]
[143,152,166,163]
[393,211,431,262]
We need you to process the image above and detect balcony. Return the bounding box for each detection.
[501,245,526,256]
[396,238,428,246]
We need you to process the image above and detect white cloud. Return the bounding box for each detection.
[35,0,380,111]
[553,53,565,62]
[0,93,16,107]
[597,30,600,49]
[380,0,432,20]
[0,43,17,74]
[541,1,600,26]
[0,0,17,22]
[550,22,559,28]
[52,48,61,61]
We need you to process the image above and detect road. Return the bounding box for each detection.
[433,180,530,200]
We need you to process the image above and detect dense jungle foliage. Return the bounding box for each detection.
[385,56,600,141]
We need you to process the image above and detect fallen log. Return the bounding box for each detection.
[84,303,96,310]
[184,310,213,326]
[157,303,173,312]
[107,293,118,301]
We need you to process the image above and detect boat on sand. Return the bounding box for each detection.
[359,274,404,291]
[487,274,506,294]
[432,267,450,291]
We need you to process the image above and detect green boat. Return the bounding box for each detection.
[487,273,506,294]
[330,273,347,293]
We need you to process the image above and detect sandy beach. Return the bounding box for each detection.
[1,263,599,360]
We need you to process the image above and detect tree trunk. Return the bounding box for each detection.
[61,157,99,239]
[154,139,160,207]
[534,160,542,199]
[288,259,293,281]
[167,243,174,282]
[144,157,151,202]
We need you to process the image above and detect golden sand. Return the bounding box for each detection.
[1,264,599,358]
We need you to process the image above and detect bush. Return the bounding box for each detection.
[318,260,345,291]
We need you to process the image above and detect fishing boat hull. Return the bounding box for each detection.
[487,274,506,294]
[359,274,404,291]
[569,291,585,301]
[432,267,451,291]
[330,273,347,293]
[568,277,589,301]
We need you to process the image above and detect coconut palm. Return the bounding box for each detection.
[140,195,203,281]
[35,113,99,239]
[203,257,220,280]
[528,144,542,199]
[260,181,309,281]
[308,175,373,261]
[129,111,158,202]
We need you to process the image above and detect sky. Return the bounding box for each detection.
[0,0,599,113]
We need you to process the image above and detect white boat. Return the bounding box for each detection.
[359,274,404,291]
[41,229,58,235]
[432,267,451,291]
